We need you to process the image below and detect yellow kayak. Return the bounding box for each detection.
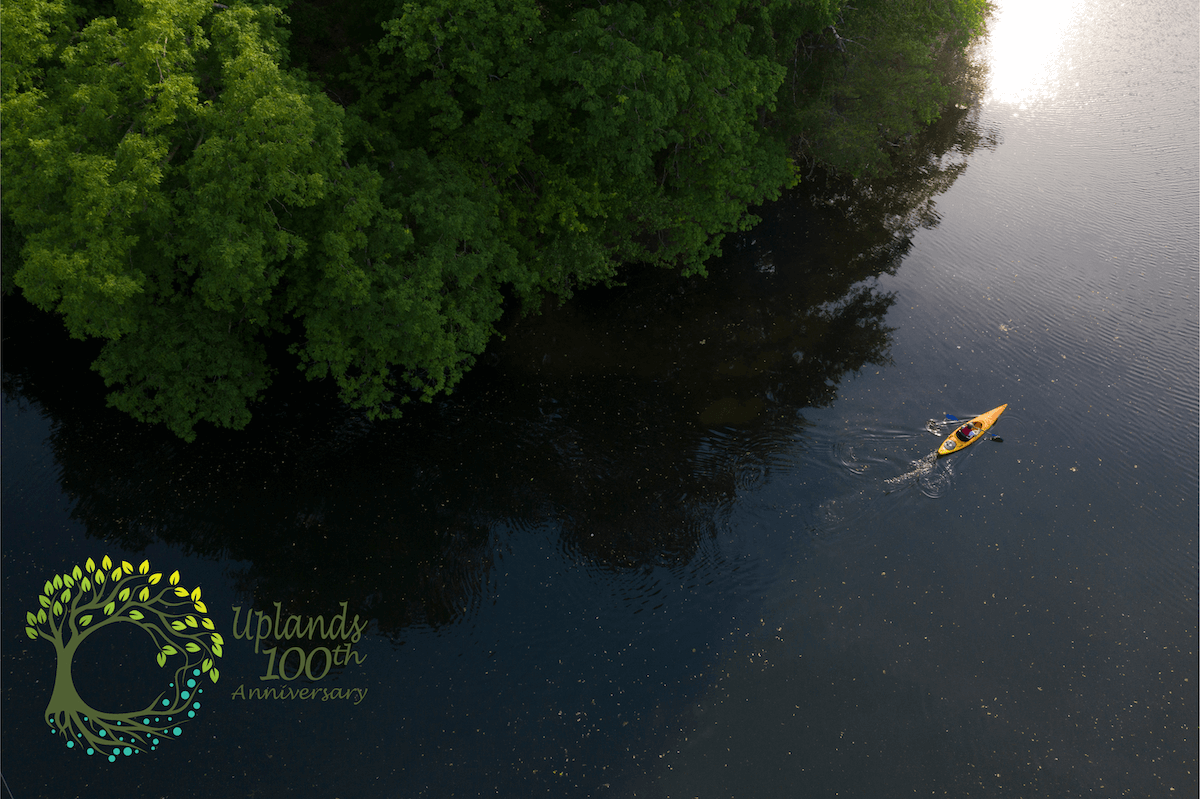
[937,404,1007,456]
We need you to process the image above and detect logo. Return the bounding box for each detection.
[24,556,222,762]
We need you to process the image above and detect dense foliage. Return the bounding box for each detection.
[2,0,988,439]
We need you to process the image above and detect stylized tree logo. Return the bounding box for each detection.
[24,556,222,761]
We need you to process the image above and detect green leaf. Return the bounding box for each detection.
[128,610,144,621]
[79,614,94,627]
[157,651,167,668]
[103,601,116,616]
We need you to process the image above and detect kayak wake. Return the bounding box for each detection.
[884,451,938,486]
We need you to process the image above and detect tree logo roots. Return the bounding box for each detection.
[25,555,222,761]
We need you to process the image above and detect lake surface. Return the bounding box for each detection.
[3,0,1196,796]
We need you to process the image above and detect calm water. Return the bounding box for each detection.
[3,1,1196,796]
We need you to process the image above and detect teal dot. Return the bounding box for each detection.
[193,668,200,676]
[143,718,150,724]
[187,679,196,688]
[86,748,95,756]
[152,738,159,745]
[187,711,195,718]
[161,699,170,707]
[181,691,190,700]
[66,741,74,748]
[192,702,200,710]
[98,729,107,738]
[172,726,181,736]
[107,754,116,763]
[122,747,132,756]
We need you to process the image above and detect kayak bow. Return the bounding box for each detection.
[937,404,1007,457]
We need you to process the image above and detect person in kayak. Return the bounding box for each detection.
[956,422,981,442]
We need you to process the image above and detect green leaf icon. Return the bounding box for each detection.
[79,614,93,627]
[26,611,36,625]
[157,651,167,667]
[129,610,144,621]
[162,645,178,656]
[212,643,223,657]
[184,642,201,653]
[209,668,220,683]
[26,627,37,639]
[170,620,186,631]
[39,595,50,608]
[103,601,116,615]
[72,565,83,580]
[52,601,63,616]
[43,581,54,596]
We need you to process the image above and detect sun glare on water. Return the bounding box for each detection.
[983,0,1088,108]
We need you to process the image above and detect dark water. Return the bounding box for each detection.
[3,1,1196,796]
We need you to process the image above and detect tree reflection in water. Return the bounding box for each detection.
[1,81,997,642]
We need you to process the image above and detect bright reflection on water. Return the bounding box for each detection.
[983,0,1087,106]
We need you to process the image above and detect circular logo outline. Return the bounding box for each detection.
[25,555,222,761]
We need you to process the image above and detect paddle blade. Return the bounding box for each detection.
[945,414,960,422]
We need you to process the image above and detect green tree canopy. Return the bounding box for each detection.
[2,0,987,439]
